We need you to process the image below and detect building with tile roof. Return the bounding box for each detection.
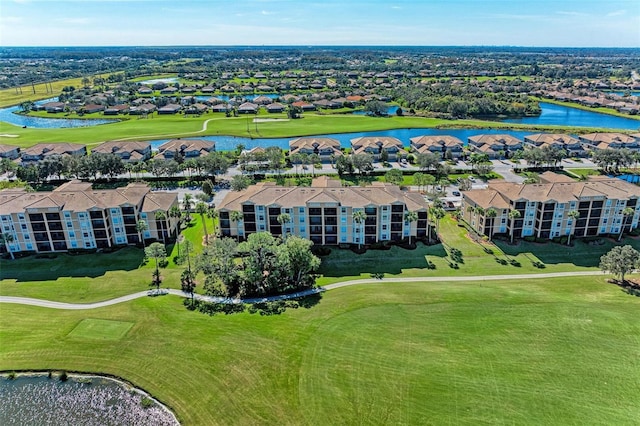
[410,135,464,159]
[461,172,640,240]
[350,136,405,161]
[289,137,342,163]
[217,177,429,245]
[0,181,178,254]
[92,141,152,163]
[157,139,215,160]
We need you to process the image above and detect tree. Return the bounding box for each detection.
[404,211,418,245]
[136,220,148,248]
[417,152,439,171]
[413,172,427,192]
[335,155,354,177]
[508,209,521,244]
[0,232,15,260]
[566,210,580,245]
[180,269,197,301]
[201,179,215,198]
[283,236,321,291]
[619,207,635,241]
[231,174,252,191]
[353,210,367,250]
[599,245,640,282]
[169,205,182,232]
[364,100,388,116]
[20,100,34,114]
[351,153,374,176]
[485,208,498,240]
[182,194,193,222]
[199,237,239,297]
[429,206,446,239]
[145,242,166,291]
[196,202,211,245]
[277,212,291,239]
[384,169,403,186]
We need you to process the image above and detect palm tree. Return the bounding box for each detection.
[404,211,418,245]
[618,207,635,241]
[508,209,521,244]
[182,194,193,222]
[195,202,210,245]
[145,242,166,291]
[230,210,244,238]
[169,205,182,232]
[485,207,498,240]
[136,220,148,248]
[429,206,446,238]
[567,210,580,246]
[277,212,291,239]
[0,232,15,260]
[155,211,167,244]
[353,210,367,250]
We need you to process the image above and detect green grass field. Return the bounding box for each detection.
[1,276,638,425]
[68,319,134,340]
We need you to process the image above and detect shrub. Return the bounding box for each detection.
[7,371,16,380]
[311,246,332,256]
[141,396,155,409]
[59,371,68,382]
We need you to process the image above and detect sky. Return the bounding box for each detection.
[0,0,639,47]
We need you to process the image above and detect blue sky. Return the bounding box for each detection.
[1,0,639,47]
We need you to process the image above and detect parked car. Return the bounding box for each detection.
[452,191,461,196]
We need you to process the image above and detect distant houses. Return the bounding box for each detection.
[92,141,152,163]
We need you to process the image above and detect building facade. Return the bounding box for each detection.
[462,173,640,240]
[218,176,429,245]
[0,181,178,254]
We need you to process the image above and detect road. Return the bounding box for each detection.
[0,270,606,310]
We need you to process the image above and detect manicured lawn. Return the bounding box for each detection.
[1,276,638,425]
[317,215,640,285]
[68,319,134,340]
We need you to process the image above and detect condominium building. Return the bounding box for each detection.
[350,136,405,161]
[462,172,640,240]
[218,176,429,245]
[0,181,178,254]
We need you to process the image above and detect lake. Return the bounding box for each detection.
[0,374,178,426]
[0,100,638,131]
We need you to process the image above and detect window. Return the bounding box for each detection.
[341,226,347,233]
[18,214,25,220]
[115,227,121,233]
[258,215,264,221]
[299,207,305,213]
[69,232,75,238]
[257,206,264,211]
[24,234,30,240]
[21,224,27,230]
[382,225,387,230]
[141,213,147,218]
[66,221,72,228]
[64,211,71,218]
[341,207,347,214]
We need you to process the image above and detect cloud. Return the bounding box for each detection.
[556,11,587,17]
[261,10,275,15]
[57,17,92,25]
[607,10,626,17]
[391,6,402,9]
[0,16,23,23]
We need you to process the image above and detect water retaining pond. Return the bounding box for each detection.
[0,374,179,426]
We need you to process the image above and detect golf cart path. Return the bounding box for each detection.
[88,118,218,144]
[0,271,604,310]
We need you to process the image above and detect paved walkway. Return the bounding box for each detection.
[0,271,605,310]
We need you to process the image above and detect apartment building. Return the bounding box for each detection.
[350,136,405,161]
[461,172,640,240]
[0,181,178,254]
[218,176,429,245]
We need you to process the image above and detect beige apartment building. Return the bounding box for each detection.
[462,172,640,240]
[218,176,429,245]
[0,181,178,254]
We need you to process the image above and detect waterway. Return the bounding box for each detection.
[0,374,178,426]
[502,102,639,130]
[0,99,638,132]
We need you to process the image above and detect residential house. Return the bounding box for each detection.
[160,86,179,95]
[157,139,215,160]
[578,133,640,151]
[157,104,182,115]
[211,104,231,113]
[217,176,429,245]
[137,86,153,95]
[467,134,523,158]
[129,103,157,115]
[523,133,587,157]
[42,102,65,113]
[237,102,259,114]
[0,181,179,254]
[410,135,464,159]
[292,101,316,111]
[253,95,273,105]
[104,104,130,115]
[21,143,87,164]
[0,144,20,160]
[461,172,640,241]
[350,136,405,161]
[266,102,286,113]
[289,137,342,163]
[92,141,151,163]
[82,104,105,114]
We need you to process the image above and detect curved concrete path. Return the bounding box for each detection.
[0,271,606,311]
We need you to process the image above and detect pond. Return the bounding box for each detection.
[0,374,179,426]
[502,102,640,130]
[0,98,118,129]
